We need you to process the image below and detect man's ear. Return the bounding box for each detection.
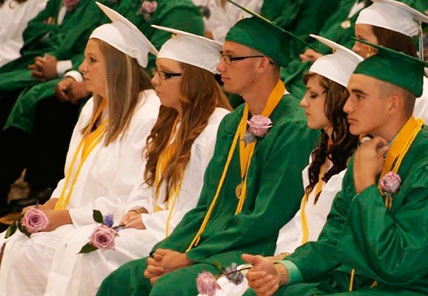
[256,56,271,72]
[387,94,402,114]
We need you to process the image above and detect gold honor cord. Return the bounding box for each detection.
[153,118,183,237]
[349,116,424,292]
[186,81,286,252]
[55,100,108,210]
[300,164,325,245]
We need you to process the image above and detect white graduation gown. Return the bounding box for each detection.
[0,0,48,67]
[0,89,161,296]
[207,163,347,296]
[42,107,229,296]
[413,76,428,124]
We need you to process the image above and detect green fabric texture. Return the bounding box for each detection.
[281,126,428,295]
[261,0,340,58]
[3,0,204,134]
[353,41,428,97]
[97,93,319,295]
[225,16,292,67]
[281,0,367,99]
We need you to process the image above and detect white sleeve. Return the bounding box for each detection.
[69,93,160,226]
[64,70,83,82]
[56,60,73,77]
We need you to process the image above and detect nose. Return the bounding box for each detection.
[343,97,353,114]
[79,59,87,73]
[352,41,360,53]
[151,73,160,86]
[300,95,308,108]
[216,59,226,73]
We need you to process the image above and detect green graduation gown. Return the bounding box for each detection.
[261,0,339,59]
[96,93,319,296]
[272,126,428,296]
[282,0,368,99]
[3,0,204,134]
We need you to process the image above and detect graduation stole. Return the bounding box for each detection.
[154,117,183,237]
[348,115,424,292]
[300,164,325,245]
[55,100,108,210]
[186,80,285,251]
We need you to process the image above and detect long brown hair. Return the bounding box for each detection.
[82,39,153,144]
[303,73,359,203]
[144,63,231,200]
[372,25,418,58]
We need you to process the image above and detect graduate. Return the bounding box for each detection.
[96,4,319,296]
[0,0,47,67]
[0,0,205,217]
[352,0,428,125]
[244,43,428,296]
[43,22,231,296]
[209,35,362,296]
[0,3,161,295]
[0,0,122,216]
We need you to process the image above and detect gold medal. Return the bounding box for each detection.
[235,182,243,199]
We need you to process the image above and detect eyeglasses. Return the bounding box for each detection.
[219,53,267,65]
[152,68,182,80]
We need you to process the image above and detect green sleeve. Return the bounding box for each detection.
[337,165,428,285]
[285,161,355,282]
[21,0,61,52]
[186,122,316,261]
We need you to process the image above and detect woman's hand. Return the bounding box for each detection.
[119,208,147,229]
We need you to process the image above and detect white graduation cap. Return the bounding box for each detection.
[151,25,222,74]
[308,34,363,87]
[90,2,158,68]
[356,0,428,58]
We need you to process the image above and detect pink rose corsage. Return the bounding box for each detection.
[196,271,221,296]
[380,172,401,195]
[138,1,157,21]
[244,115,273,144]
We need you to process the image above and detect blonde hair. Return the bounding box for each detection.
[144,63,231,200]
[82,39,153,145]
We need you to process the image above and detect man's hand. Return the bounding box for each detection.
[243,254,289,296]
[353,137,389,193]
[299,49,323,62]
[29,54,58,81]
[55,78,90,104]
[144,249,192,284]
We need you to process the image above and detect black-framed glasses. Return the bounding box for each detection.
[220,54,266,65]
[152,68,182,80]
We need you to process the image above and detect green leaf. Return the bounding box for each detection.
[78,243,98,254]
[212,260,225,273]
[5,222,17,239]
[92,210,104,224]
[17,220,31,238]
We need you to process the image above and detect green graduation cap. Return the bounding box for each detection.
[225,0,311,67]
[353,39,428,97]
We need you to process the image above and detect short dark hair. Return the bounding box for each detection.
[378,79,416,117]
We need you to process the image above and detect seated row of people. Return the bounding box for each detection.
[0,0,427,296]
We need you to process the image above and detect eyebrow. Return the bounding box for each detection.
[350,89,368,96]
[221,49,237,55]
